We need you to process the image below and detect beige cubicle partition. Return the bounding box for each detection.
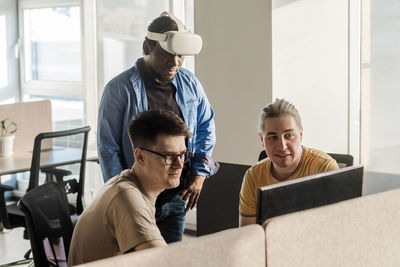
[0,100,53,153]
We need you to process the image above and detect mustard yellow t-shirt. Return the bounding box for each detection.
[239,147,339,217]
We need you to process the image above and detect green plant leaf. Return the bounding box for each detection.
[0,119,18,136]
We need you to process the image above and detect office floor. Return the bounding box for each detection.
[0,226,195,267]
[0,227,31,267]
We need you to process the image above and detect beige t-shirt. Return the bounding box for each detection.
[68,170,164,266]
[239,147,339,217]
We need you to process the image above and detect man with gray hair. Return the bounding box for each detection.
[239,99,339,226]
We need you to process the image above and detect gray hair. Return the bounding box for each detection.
[258,98,302,132]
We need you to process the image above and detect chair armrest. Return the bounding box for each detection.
[0,184,14,193]
[41,168,72,182]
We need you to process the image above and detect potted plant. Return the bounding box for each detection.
[0,119,18,157]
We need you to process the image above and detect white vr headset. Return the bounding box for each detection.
[146,11,202,56]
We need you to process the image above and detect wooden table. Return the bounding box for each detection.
[0,147,98,176]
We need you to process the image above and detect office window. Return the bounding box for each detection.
[0,15,8,88]
[18,0,84,132]
[19,0,82,97]
[22,7,81,83]
[361,0,400,193]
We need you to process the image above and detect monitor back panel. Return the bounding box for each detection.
[256,165,363,224]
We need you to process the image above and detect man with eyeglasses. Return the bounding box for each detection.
[69,110,192,265]
[97,12,218,243]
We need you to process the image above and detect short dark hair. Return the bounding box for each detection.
[145,15,178,48]
[128,110,191,148]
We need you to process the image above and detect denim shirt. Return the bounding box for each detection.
[97,58,217,182]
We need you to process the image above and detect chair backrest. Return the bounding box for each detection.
[28,126,91,215]
[258,150,354,168]
[327,153,354,168]
[18,182,74,267]
[258,150,267,161]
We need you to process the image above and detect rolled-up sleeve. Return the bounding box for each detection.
[191,79,218,177]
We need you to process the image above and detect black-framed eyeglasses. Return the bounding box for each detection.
[139,147,192,165]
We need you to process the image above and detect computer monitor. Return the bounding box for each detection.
[256,165,363,224]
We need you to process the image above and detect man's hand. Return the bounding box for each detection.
[180,175,205,212]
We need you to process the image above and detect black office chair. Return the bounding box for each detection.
[258,150,268,161]
[258,150,353,168]
[18,181,74,267]
[0,126,90,265]
[326,153,354,168]
[27,126,90,215]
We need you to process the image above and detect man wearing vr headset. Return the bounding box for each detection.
[97,12,218,243]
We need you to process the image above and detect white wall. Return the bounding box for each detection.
[195,0,353,165]
[195,0,273,165]
[271,0,349,154]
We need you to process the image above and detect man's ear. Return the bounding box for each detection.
[143,40,151,55]
[134,148,145,165]
[258,132,265,148]
[300,128,303,142]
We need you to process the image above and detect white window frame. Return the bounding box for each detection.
[348,0,361,164]
[18,0,84,98]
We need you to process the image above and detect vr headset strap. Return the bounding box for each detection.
[147,11,189,42]
[146,31,168,42]
[159,11,188,32]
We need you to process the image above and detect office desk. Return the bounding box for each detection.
[0,147,98,176]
